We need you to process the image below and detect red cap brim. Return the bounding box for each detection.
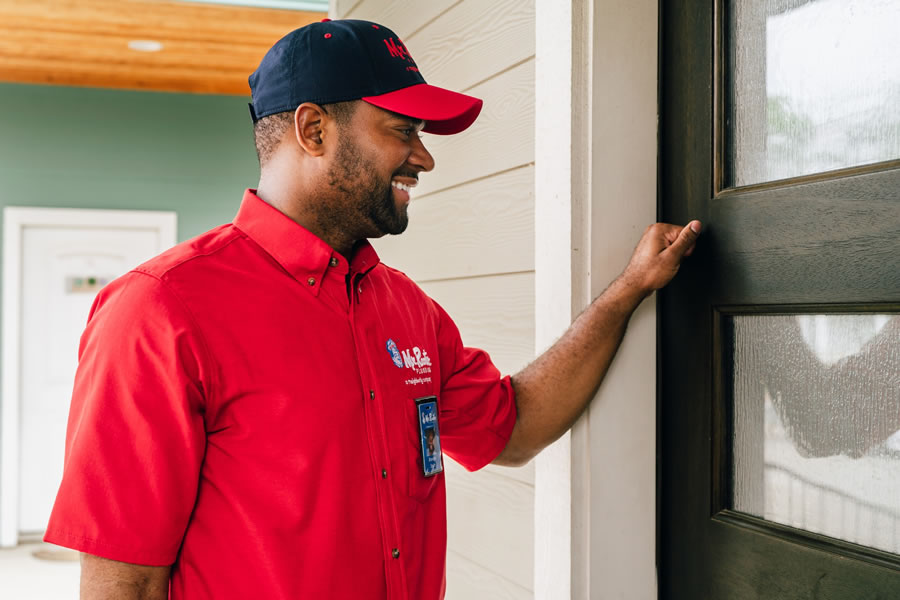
[362,83,483,135]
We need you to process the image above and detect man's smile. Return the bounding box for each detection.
[390,175,418,203]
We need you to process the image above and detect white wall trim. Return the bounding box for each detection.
[586,1,659,597]
[534,0,594,597]
[1,207,176,547]
[536,0,659,597]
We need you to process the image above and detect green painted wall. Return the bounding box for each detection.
[0,83,260,241]
[0,83,261,394]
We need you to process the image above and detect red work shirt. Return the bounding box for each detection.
[45,190,517,599]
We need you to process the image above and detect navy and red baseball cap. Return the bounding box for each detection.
[248,19,483,135]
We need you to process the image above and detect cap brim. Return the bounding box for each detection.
[362,83,483,135]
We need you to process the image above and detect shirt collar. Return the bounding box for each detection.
[233,189,380,296]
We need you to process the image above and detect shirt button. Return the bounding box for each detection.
[382,469,388,479]
[329,257,339,267]
[369,390,375,400]
[307,277,316,286]
[358,285,363,294]
[392,548,400,559]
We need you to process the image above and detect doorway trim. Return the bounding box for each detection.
[1,206,176,547]
[534,0,659,597]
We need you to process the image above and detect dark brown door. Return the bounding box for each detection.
[659,1,900,598]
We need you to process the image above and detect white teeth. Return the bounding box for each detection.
[391,181,412,192]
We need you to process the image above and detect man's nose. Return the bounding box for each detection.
[410,134,435,173]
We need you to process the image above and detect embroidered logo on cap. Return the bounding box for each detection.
[382,37,419,72]
[382,37,413,61]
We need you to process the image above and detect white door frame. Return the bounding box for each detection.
[534,0,593,597]
[535,0,658,597]
[1,207,177,547]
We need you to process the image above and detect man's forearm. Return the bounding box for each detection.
[493,221,700,467]
[497,275,646,466]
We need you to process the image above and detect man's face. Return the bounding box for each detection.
[324,102,434,239]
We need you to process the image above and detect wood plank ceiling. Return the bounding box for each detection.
[0,0,325,96]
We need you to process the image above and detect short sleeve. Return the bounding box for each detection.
[433,301,517,472]
[43,271,211,566]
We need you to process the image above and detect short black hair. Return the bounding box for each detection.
[252,111,293,166]
[252,100,359,167]
[321,100,358,127]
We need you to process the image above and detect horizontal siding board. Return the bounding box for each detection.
[419,272,534,376]
[342,0,534,89]
[446,550,533,600]
[447,457,534,493]
[342,0,458,38]
[445,458,534,590]
[482,460,534,486]
[415,58,535,197]
[332,0,362,18]
[406,0,535,92]
[373,165,534,281]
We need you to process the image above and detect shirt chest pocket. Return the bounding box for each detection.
[377,337,442,501]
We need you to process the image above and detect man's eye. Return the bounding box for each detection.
[400,127,414,136]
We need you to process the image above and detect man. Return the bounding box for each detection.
[46,19,700,599]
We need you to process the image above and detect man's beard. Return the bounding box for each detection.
[367,176,408,236]
[326,136,408,237]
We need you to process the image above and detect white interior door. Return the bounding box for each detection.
[18,226,162,534]
[2,208,176,545]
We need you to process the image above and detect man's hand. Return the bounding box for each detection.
[495,220,701,467]
[620,220,701,298]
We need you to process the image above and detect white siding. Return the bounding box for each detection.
[333,1,536,597]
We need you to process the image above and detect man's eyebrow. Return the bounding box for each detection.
[401,118,426,132]
[387,112,425,131]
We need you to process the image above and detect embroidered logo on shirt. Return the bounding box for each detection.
[386,339,434,384]
[400,346,432,372]
[386,339,404,368]
[400,346,433,386]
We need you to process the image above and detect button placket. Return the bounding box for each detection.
[351,276,406,593]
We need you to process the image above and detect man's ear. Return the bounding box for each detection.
[293,103,328,157]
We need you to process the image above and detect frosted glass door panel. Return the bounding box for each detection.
[732,314,900,555]
[728,0,900,187]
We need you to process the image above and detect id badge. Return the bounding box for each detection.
[415,396,443,477]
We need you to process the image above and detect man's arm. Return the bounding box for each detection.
[81,553,171,600]
[494,221,701,467]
